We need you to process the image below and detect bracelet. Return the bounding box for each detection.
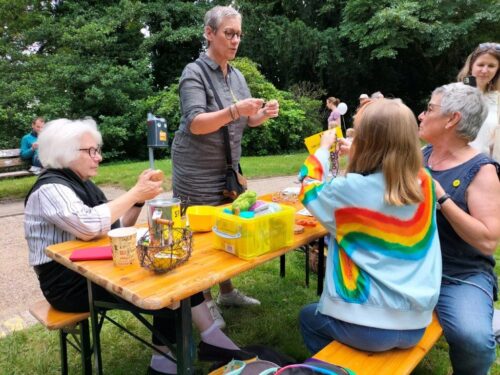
[134,202,145,208]
[228,105,235,121]
[437,193,451,205]
[233,103,241,118]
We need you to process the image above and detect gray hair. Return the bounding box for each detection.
[203,6,241,46]
[38,118,102,169]
[432,82,488,141]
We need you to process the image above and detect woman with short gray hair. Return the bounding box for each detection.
[171,5,280,328]
[418,82,500,375]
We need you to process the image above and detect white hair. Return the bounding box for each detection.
[38,118,102,169]
[432,83,488,141]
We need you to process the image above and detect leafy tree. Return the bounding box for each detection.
[235,0,499,114]
[1,0,498,160]
[0,0,154,159]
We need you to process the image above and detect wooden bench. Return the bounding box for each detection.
[29,299,92,375]
[313,313,443,375]
[0,148,31,179]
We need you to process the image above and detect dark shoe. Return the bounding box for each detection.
[198,341,257,362]
[147,366,176,375]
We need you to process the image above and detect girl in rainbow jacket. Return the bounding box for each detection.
[299,99,442,354]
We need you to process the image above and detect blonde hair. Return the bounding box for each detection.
[347,99,423,206]
[457,43,500,92]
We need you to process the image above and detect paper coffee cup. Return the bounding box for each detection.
[108,227,137,266]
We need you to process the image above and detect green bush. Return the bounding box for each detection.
[149,57,323,156]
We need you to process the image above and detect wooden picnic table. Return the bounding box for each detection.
[45,194,327,374]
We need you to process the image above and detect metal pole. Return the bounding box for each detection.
[148,147,155,169]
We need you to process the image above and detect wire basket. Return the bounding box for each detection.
[136,227,193,274]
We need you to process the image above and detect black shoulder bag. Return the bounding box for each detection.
[195,60,247,201]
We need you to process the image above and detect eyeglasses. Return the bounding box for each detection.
[222,29,243,41]
[79,146,102,158]
[478,42,500,52]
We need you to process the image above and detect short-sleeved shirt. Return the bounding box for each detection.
[171,53,251,206]
[327,109,340,126]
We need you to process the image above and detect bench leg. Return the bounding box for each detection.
[59,330,69,375]
[79,320,92,375]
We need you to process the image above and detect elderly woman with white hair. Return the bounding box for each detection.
[24,118,254,375]
[418,83,500,375]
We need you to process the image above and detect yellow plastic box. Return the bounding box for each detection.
[212,204,295,260]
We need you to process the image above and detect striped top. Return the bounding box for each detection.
[24,183,111,266]
[299,148,442,330]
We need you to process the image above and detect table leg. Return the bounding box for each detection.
[88,280,103,374]
[280,255,285,278]
[305,245,310,288]
[176,298,194,375]
[317,236,325,296]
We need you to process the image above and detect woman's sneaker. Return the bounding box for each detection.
[216,289,260,307]
[206,300,226,329]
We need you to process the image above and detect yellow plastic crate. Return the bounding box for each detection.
[212,204,295,259]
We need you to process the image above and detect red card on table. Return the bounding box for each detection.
[70,246,113,261]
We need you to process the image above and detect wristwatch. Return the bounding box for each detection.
[437,193,451,205]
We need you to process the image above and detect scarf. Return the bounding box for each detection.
[25,168,120,228]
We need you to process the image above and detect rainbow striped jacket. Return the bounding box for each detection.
[299,148,442,330]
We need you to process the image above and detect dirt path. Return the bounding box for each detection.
[0,176,299,337]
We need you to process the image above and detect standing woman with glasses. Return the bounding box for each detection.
[457,42,500,161]
[171,5,280,328]
[419,83,500,375]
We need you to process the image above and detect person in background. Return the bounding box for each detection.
[338,99,374,156]
[345,128,355,142]
[299,99,441,354]
[358,93,369,107]
[20,116,45,174]
[418,82,500,375]
[458,42,500,162]
[171,5,279,329]
[326,97,341,130]
[370,91,384,99]
[24,118,255,375]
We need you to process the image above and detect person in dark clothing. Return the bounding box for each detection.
[418,82,500,375]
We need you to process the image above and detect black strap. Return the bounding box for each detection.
[194,60,233,169]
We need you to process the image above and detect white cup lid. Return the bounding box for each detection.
[108,227,137,237]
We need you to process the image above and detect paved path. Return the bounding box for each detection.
[0,175,299,337]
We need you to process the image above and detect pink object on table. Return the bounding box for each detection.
[70,246,113,261]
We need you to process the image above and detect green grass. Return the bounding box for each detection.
[2,249,500,374]
[1,153,498,374]
[0,153,310,201]
[0,253,315,375]
[0,254,410,373]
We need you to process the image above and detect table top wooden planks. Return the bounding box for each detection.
[45,201,326,311]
